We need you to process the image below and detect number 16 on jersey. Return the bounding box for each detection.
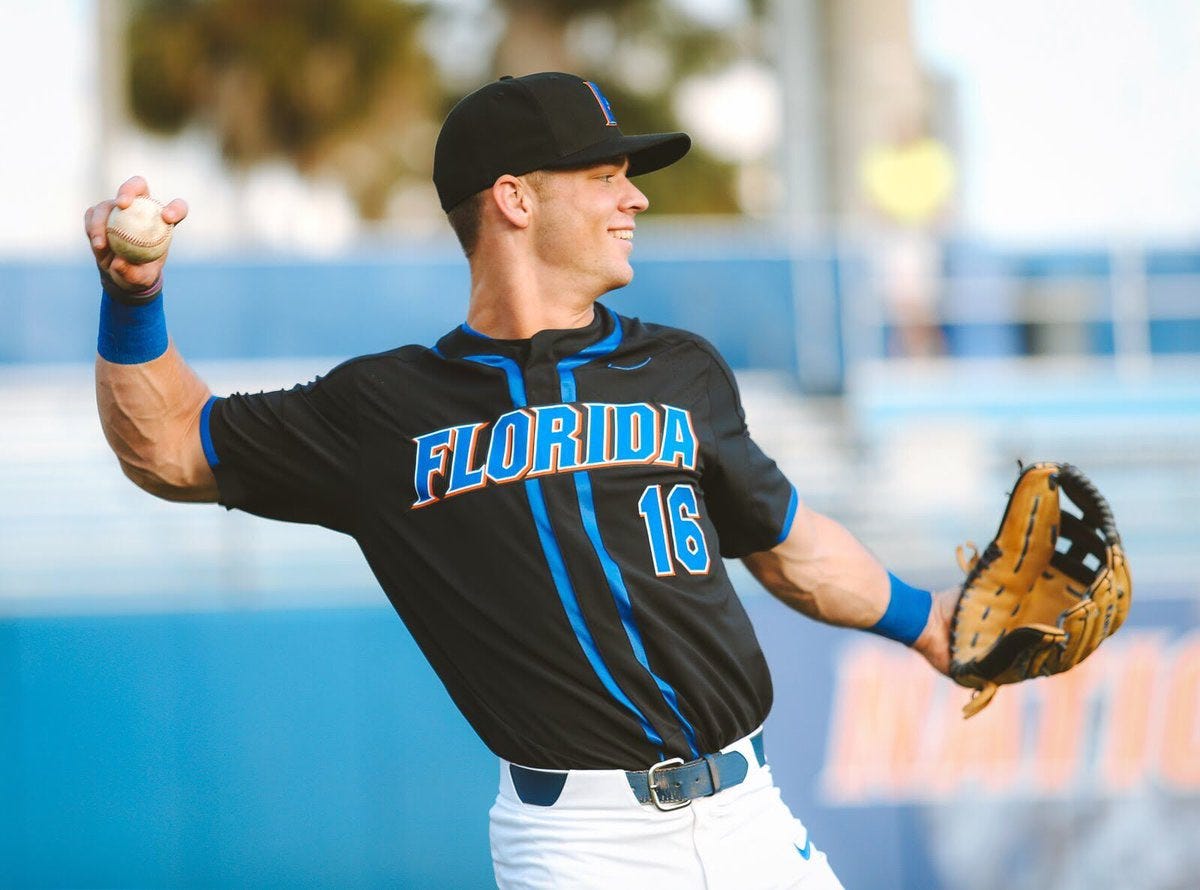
[637,484,711,576]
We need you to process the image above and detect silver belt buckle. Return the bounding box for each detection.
[646,757,691,811]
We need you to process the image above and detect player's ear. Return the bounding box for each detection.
[490,174,533,230]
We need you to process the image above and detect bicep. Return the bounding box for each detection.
[95,347,220,502]
[129,399,219,502]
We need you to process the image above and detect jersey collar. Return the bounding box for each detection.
[436,302,621,365]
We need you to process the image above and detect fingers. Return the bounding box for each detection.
[162,197,188,225]
[86,178,182,293]
[109,255,164,290]
[87,178,185,233]
[84,199,116,255]
[115,175,150,209]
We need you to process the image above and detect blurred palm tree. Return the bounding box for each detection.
[127,0,437,220]
[125,0,770,220]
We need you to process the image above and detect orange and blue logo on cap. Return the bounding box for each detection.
[584,81,619,127]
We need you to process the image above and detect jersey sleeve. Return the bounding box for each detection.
[203,360,362,535]
[700,347,798,559]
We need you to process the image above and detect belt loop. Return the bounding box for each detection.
[702,753,722,793]
[508,764,568,806]
[750,729,766,767]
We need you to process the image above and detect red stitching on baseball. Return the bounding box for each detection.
[107,198,172,248]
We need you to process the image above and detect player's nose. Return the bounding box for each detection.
[622,180,649,215]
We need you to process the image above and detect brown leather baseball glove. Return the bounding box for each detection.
[950,462,1131,717]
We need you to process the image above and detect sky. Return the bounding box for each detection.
[915,0,1200,242]
[7,0,95,257]
[6,0,1200,256]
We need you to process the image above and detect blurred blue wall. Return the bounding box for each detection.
[0,255,800,372]
[0,606,498,888]
[4,243,1197,387]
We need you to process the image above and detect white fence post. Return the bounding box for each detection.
[1110,244,1153,380]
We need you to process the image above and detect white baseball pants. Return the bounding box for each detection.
[489,732,844,889]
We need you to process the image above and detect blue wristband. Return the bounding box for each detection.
[867,573,933,646]
[97,290,169,364]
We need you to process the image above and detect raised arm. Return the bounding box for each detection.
[86,176,218,503]
[742,499,957,674]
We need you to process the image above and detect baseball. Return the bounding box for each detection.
[106,195,173,264]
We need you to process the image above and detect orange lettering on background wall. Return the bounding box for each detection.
[818,629,1198,804]
[821,644,887,802]
[821,643,934,803]
[1098,638,1162,792]
[1159,636,1200,789]
[1032,658,1100,794]
[884,654,936,789]
[927,682,1023,797]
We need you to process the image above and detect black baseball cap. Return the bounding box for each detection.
[433,72,691,211]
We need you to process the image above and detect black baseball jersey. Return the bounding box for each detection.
[204,303,797,770]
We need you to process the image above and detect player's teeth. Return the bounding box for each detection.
[612,231,633,240]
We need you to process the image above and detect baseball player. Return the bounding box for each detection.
[86,73,957,889]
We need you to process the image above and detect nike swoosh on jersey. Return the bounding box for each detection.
[795,838,812,860]
[607,357,653,371]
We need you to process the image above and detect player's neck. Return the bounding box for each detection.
[466,256,599,339]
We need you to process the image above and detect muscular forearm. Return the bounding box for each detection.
[95,343,218,502]
[87,177,218,503]
[743,505,890,628]
[744,501,956,674]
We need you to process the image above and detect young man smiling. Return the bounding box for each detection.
[86,72,955,888]
[457,158,645,336]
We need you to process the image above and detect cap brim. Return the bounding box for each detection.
[541,132,691,177]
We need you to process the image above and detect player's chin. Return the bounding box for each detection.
[607,260,635,289]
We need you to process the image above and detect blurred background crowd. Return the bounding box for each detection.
[3,1,1199,887]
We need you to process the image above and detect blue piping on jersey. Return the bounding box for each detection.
[555,305,625,403]
[776,485,799,545]
[569,468,700,757]
[460,321,490,340]
[557,308,701,758]
[463,354,528,405]
[200,395,221,468]
[462,352,665,750]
